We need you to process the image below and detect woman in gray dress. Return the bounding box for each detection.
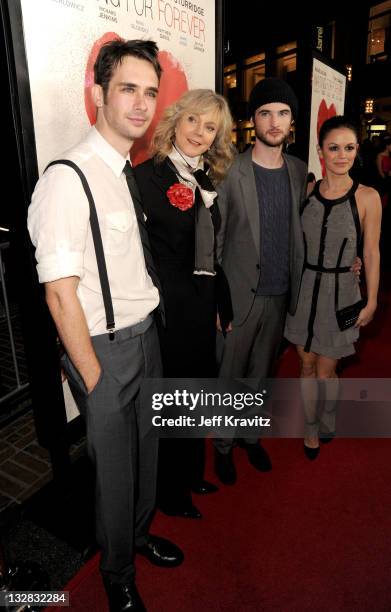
[285,116,381,459]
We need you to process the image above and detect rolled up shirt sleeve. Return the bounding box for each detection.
[28,164,90,283]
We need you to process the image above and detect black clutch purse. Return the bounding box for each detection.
[336,298,367,331]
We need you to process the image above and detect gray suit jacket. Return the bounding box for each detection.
[216,148,307,326]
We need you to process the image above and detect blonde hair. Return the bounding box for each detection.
[152,89,235,184]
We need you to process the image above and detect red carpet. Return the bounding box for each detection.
[55,277,391,611]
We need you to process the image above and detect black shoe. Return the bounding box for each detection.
[158,501,202,519]
[304,444,320,460]
[103,579,146,612]
[245,443,272,472]
[136,535,184,567]
[214,449,237,485]
[191,480,219,495]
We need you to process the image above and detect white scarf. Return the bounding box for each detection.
[168,146,217,209]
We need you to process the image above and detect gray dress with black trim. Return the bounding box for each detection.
[285,181,362,358]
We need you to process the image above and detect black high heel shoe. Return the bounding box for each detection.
[158,501,202,519]
[303,444,320,461]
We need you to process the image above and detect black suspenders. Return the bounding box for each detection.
[45,160,116,339]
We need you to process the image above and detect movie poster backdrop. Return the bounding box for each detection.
[16,0,218,421]
[20,0,216,173]
[308,56,346,179]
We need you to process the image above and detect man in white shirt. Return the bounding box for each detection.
[28,40,183,612]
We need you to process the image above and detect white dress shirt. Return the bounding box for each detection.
[28,127,159,335]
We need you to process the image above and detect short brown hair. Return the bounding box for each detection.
[94,39,162,98]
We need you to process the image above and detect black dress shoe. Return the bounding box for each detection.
[214,449,237,485]
[191,480,219,494]
[304,444,320,460]
[103,578,146,612]
[158,501,202,519]
[245,443,272,472]
[136,535,184,567]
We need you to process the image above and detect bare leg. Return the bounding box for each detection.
[317,355,339,438]
[296,346,319,449]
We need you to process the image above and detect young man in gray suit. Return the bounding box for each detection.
[214,78,308,484]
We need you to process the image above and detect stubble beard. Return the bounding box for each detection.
[254,123,291,148]
[255,130,287,148]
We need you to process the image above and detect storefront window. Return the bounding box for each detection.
[276,41,297,54]
[276,54,297,77]
[243,64,265,101]
[275,41,297,78]
[241,53,266,101]
[244,52,266,66]
[367,1,391,62]
[224,64,237,98]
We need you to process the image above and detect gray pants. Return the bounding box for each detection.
[215,294,287,454]
[62,316,162,584]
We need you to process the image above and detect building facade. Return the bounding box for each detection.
[224,0,391,152]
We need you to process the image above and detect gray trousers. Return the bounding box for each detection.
[62,316,162,584]
[215,294,287,454]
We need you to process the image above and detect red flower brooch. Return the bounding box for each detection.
[166,183,194,211]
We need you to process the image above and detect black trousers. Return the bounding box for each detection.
[157,438,205,507]
[62,317,162,583]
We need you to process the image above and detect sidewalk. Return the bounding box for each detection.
[0,408,85,517]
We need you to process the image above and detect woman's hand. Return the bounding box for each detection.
[355,303,377,327]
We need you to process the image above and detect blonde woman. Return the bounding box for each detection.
[134,89,235,518]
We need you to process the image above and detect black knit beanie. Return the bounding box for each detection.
[248,78,298,120]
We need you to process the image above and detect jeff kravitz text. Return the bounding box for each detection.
[152,415,271,427]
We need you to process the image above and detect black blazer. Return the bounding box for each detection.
[134,156,233,331]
